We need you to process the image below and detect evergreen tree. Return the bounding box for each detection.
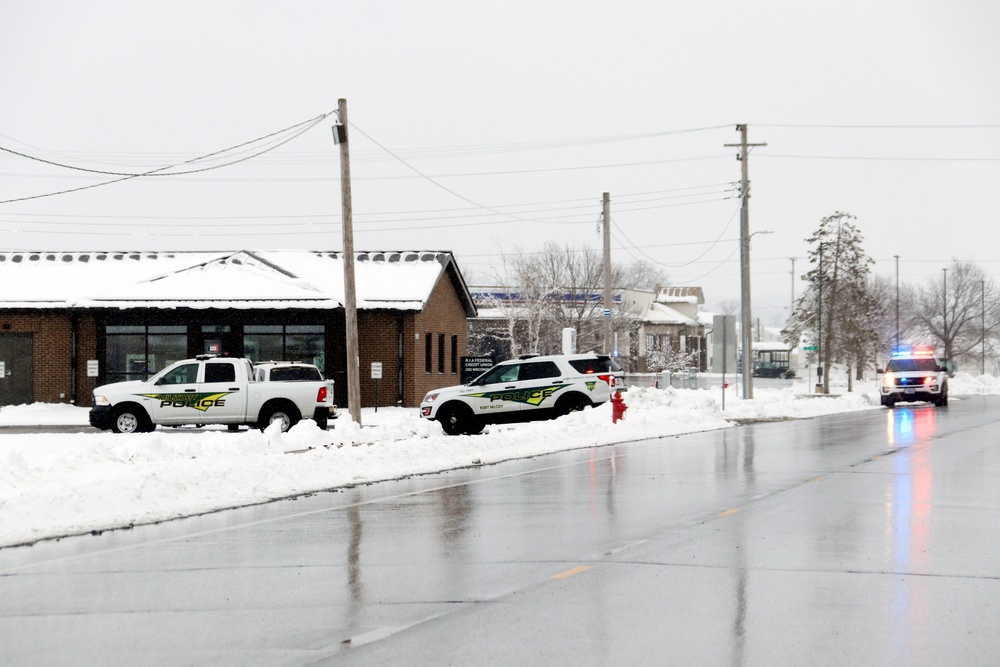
[782,212,875,392]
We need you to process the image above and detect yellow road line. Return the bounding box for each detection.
[551,565,592,579]
[718,508,741,517]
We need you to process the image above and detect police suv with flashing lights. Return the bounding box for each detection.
[880,346,949,408]
[420,353,623,435]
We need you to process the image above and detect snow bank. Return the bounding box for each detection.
[2,376,997,548]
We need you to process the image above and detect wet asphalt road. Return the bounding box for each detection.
[3,396,1000,666]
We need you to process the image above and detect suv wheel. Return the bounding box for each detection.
[936,386,949,407]
[555,394,591,416]
[880,396,895,408]
[438,403,476,436]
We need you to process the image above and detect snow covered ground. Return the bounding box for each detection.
[2,372,999,549]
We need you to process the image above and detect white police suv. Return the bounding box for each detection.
[880,345,949,408]
[420,353,623,435]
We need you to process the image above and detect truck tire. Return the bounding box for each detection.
[111,405,152,434]
[258,401,301,432]
[437,403,476,436]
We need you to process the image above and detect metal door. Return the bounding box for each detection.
[0,334,33,406]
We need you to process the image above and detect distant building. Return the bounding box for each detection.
[633,287,708,372]
[0,250,476,408]
[467,285,708,372]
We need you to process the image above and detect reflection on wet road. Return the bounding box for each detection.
[3,398,1000,666]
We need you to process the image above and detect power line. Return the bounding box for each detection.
[763,153,1000,162]
[0,123,734,167]
[0,111,335,204]
[754,123,1000,130]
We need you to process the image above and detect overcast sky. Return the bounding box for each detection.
[2,1,998,323]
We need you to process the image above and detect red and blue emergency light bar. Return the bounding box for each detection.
[891,345,936,358]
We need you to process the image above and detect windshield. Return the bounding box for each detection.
[886,358,940,373]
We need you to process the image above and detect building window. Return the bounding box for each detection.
[438,334,445,373]
[105,325,187,383]
[425,333,432,373]
[451,335,458,374]
[244,324,325,368]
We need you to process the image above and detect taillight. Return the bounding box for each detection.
[597,374,616,387]
[316,386,328,402]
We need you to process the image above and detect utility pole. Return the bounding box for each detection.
[818,242,824,393]
[602,192,612,355]
[894,255,900,348]
[943,268,948,359]
[725,125,766,399]
[982,280,986,375]
[335,98,362,425]
[789,257,796,315]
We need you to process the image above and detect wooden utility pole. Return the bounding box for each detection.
[725,125,766,399]
[335,98,362,424]
[790,257,796,315]
[602,192,612,355]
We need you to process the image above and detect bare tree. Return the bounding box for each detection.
[480,242,658,363]
[645,345,699,373]
[906,259,1000,370]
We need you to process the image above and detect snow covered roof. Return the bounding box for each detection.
[0,250,476,314]
[655,286,704,305]
[644,301,700,326]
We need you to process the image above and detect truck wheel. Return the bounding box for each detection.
[112,406,152,434]
[258,402,301,432]
[437,403,475,436]
[555,394,591,416]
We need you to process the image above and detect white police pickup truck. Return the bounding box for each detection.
[89,355,335,433]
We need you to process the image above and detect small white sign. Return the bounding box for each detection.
[371,362,383,380]
[87,360,100,377]
[0,361,5,377]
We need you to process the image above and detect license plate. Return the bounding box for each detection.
[904,389,915,394]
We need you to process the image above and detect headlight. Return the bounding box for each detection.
[93,394,110,406]
[423,393,439,403]
[882,374,894,387]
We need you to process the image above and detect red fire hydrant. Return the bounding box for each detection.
[611,390,627,423]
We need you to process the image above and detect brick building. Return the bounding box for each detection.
[0,250,476,409]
